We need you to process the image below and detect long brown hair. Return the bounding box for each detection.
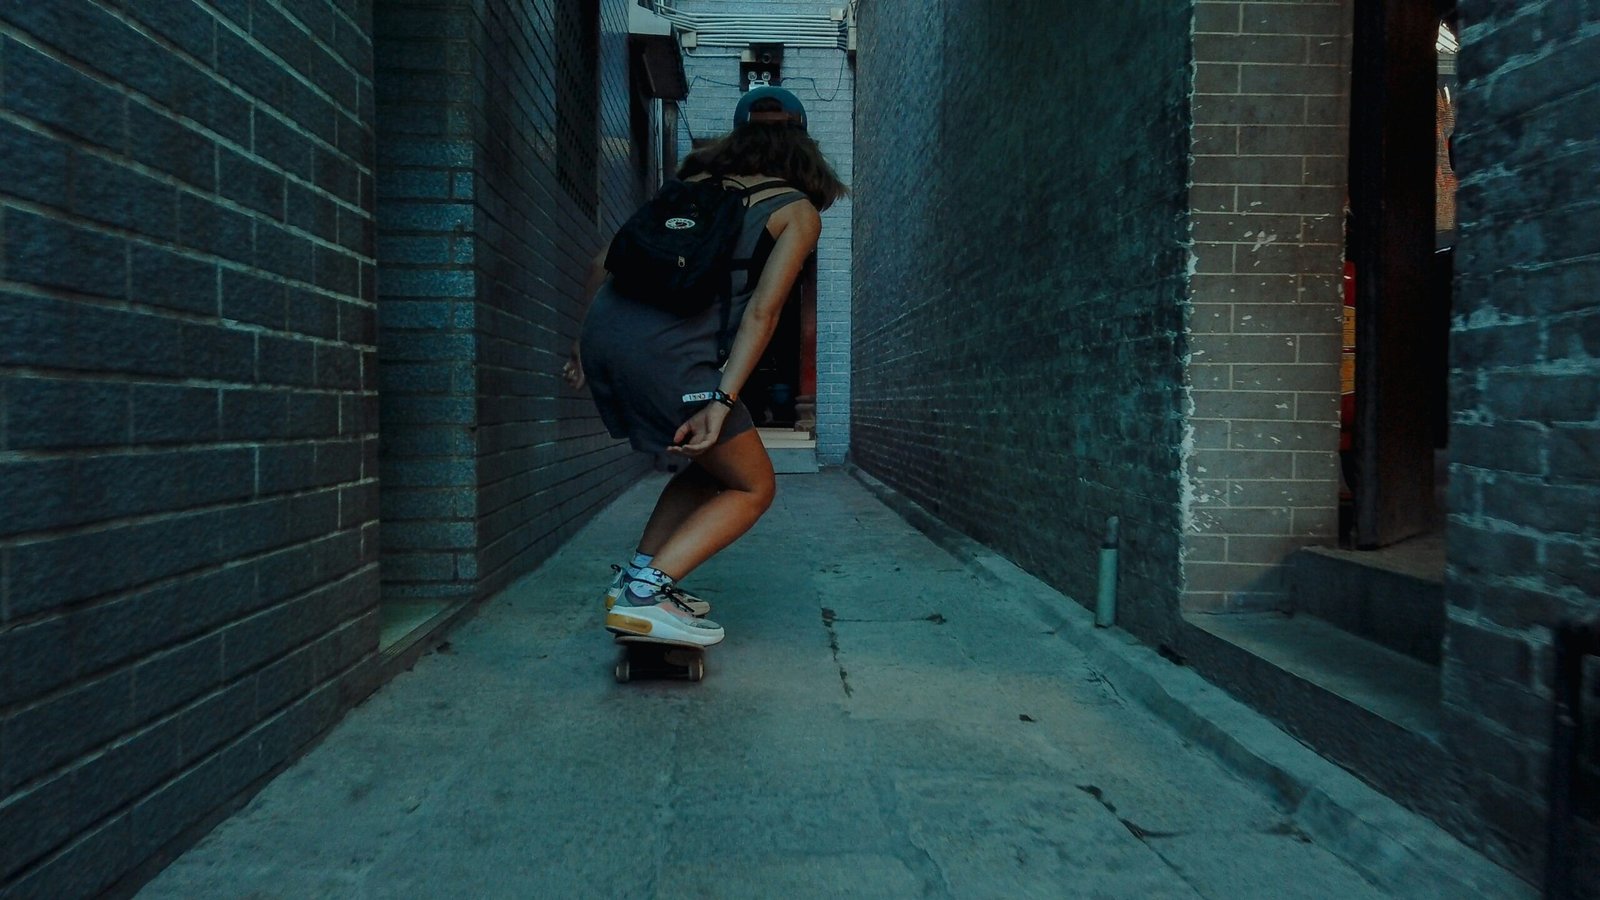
[679,121,848,212]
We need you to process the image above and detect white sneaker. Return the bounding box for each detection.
[605,584,724,647]
[603,565,711,617]
[602,565,626,609]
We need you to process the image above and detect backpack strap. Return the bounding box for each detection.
[701,175,791,198]
[715,180,800,363]
[728,188,806,271]
[735,179,794,199]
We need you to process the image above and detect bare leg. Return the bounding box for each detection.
[636,463,723,556]
[648,429,775,580]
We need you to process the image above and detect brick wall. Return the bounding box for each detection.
[373,0,649,607]
[1446,0,1600,883]
[670,0,855,463]
[1184,1,1351,612]
[469,0,650,596]
[0,1,379,896]
[852,0,1193,644]
[373,0,479,604]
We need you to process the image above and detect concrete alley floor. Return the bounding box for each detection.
[138,471,1398,900]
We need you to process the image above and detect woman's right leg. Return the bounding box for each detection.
[605,430,771,646]
[647,428,775,581]
[636,463,722,557]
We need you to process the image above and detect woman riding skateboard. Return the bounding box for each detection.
[561,87,847,649]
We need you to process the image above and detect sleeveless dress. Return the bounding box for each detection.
[581,187,807,455]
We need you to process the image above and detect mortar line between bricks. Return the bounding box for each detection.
[0,442,377,469]
[1456,22,1600,81]
[0,559,378,740]
[2,631,381,885]
[0,365,370,397]
[0,193,373,294]
[313,1,373,48]
[473,450,639,497]
[0,281,374,341]
[0,512,372,626]
[239,0,373,81]
[96,0,369,120]
[0,33,369,189]
[0,551,383,642]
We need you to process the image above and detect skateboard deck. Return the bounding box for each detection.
[613,636,706,683]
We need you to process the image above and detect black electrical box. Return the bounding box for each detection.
[741,43,784,89]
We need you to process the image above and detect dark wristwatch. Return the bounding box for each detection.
[681,390,739,409]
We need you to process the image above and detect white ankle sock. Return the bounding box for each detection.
[627,552,654,576]
[626,566,671,600]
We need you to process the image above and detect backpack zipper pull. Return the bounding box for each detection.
[677,256,686,268]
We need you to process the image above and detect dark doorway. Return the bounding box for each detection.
[1343,1,1458,549]
[744,270,806,427]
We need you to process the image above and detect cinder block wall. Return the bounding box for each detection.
[373,0,649,606]
[1447,0,1600,882]
[671,0,855,463]
[0,2,379,896]
[852,0,1194,644]
[1183,1,1351,612]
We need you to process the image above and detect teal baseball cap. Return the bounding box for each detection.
[733,86,807,130]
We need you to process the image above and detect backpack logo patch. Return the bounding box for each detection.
[664,217,697,230]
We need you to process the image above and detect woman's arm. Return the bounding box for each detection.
[717,201,823,401]
[668,201,821,455]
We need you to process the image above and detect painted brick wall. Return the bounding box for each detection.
[853,0,1193,644]
[671,0,855,463]
[1184,1,1351,612]
[1446,0,1600,883]
[0,1,379,896]
[373,0,650,607]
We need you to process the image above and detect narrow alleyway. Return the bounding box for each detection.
[131,472,1397,899]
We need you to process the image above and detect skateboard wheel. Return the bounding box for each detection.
[687,657,705,682]
[614,659,631,683]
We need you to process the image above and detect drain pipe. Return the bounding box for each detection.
[1094,516,1120,628]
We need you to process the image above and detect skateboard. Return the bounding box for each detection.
[613,635,706,683]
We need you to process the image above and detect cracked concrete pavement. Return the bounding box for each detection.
[137,471,1408,899]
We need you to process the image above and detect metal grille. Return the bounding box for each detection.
[555,0,600,217]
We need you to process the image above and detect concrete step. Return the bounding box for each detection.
[1289,534,1445,666]
[1190,611,1443,736]
[1185,608,1460,839]
[758,428,818,474]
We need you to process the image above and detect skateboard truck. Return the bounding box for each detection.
[613,636,706,683]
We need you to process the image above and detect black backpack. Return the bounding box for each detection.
[605,177,791,356]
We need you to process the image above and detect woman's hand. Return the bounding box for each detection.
[561,340,585,390]
[668,403,730,457]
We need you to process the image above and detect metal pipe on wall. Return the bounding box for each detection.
[1095,517,1120,628]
